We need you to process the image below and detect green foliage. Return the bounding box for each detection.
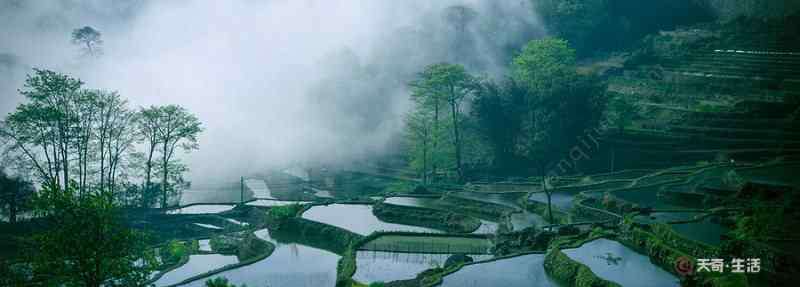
[372,203,481,233]
[368,282,386,287]
[407,63,479,182]
[267,203,304,221]
[534,0,714,57]
[609,95,639,133]
[534,0,608,57]
[0,170,35,223]
[71,26,103,56]
[1,68,202,208]
[161,239,191,266]
[511,38,577,95]
[205,276,248,287]
[27,183,156,287]
[544,248,621,287]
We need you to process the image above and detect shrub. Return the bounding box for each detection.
[205,277,247,287]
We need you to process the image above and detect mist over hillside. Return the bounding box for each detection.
[0,0,542,184]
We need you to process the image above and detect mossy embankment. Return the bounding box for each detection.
[435,194,514,220]
[372,203,481,233]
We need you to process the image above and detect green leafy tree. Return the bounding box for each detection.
[28,182,155,286]
[408,63,478,182]
[406,109,435,184]
[137,106,162,207]
[0,170,35,223]
[471,79,526,173]
[511,38,600,224]
[511,38,577,168]
[154,105,202,207]
[205,277,248,287]
[71,26,103,56]
[534,0,609,57]
[2,69,84,189]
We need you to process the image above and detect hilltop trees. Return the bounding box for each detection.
[406,37,605,192]
[71,26,103,56]
[0,69,202,208]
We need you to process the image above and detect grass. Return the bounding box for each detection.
[360,235,492,254]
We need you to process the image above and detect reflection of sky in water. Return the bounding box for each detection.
[244,179,274,199]
[528,192,574,210]
[302,204,441,235]
[563,239,679,287]
[155,254,238,286]
[180,229,339,287]
[246,199,308,207]
[472,220,499,234]
[354,251,492,284]
[440,254,558,287]
[167,204,234,214]
[383,197,441,208]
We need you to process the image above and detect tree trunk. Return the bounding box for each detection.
[161,142,169,208]
[432,101,440,181]
[449,85,463,182]
[144,143,155,208]
[9,205,16,224]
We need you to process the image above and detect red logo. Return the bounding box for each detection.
[674,256,694,276]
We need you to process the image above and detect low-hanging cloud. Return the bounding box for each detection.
[0,0,544,184]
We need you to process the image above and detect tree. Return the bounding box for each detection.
[205,277,247,287]
[2,69,84,189]
[137,106,162,207]
[472,79,526,173]
[511,38,577,170]
[0,170,35,223]
[406,109,434,184]
[534,0,609,57]
[71,26,103,56]
[511,38,598,223]
[154,105,202,208]
[28,183,155,286]
[409,63,478,182]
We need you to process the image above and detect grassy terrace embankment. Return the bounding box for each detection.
[372,202,481,233]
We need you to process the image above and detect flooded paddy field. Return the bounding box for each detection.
[440,254,558,287]
[301,204,442,235]
[562,239,679,287]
